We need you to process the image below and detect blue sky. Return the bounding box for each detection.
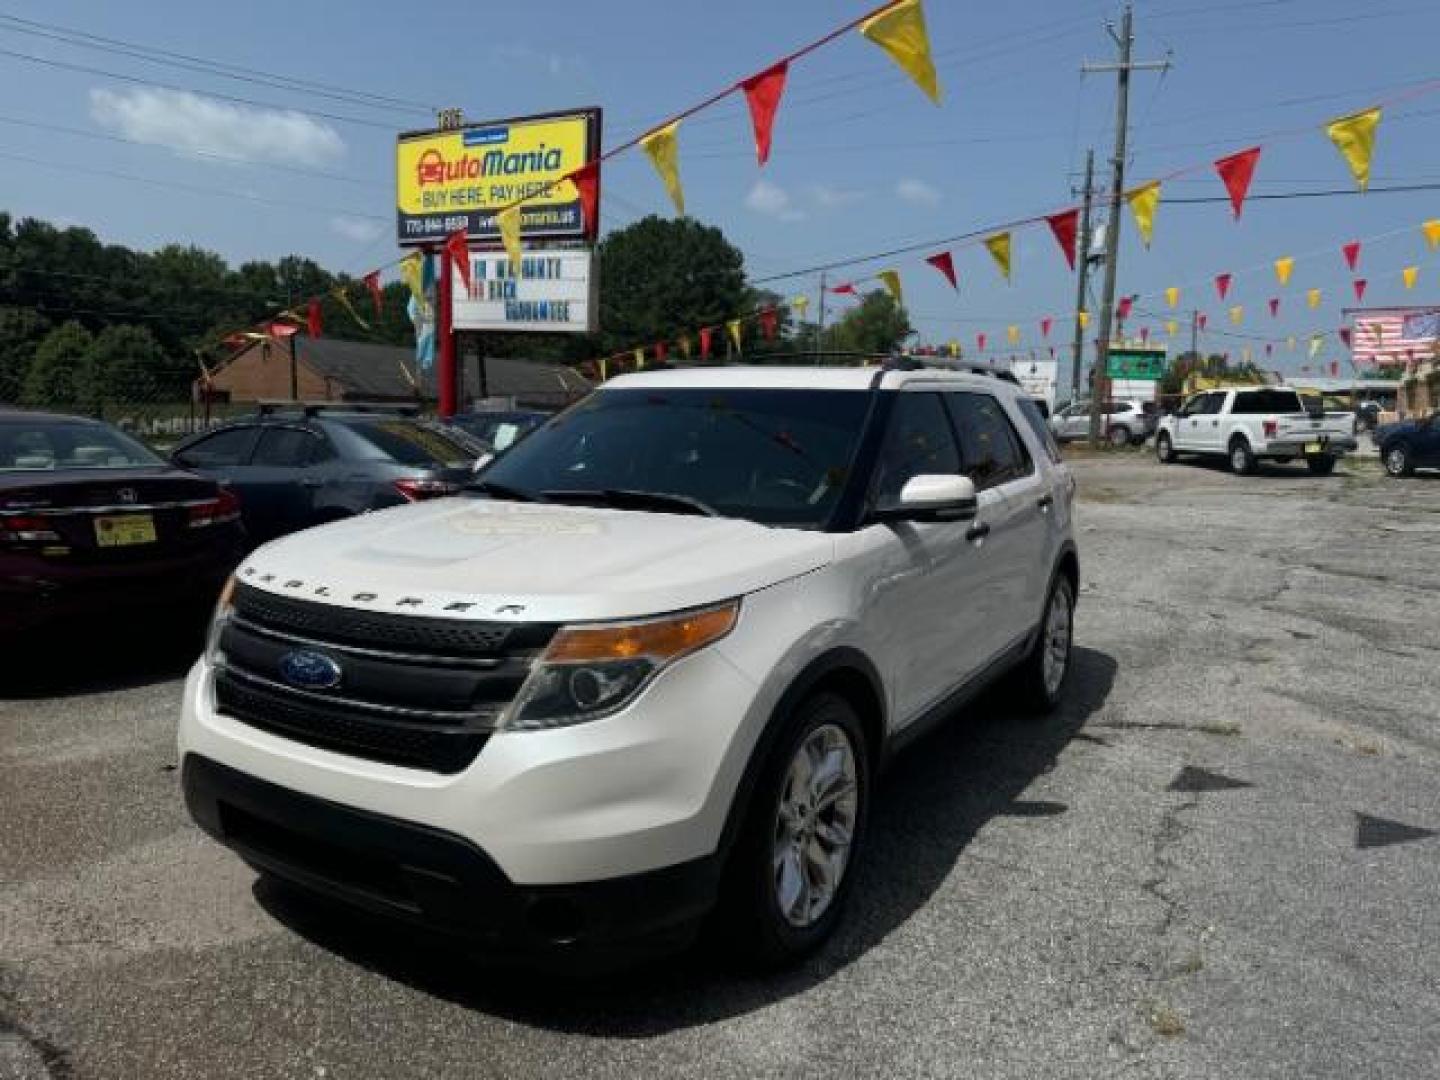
[1,0,1438,376]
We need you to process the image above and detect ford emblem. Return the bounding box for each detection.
[278,650,342,690]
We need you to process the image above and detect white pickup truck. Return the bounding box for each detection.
[1155,386,1357,475]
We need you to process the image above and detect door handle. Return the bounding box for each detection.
[965,522,991,543]
[1036,493,1054,512]
[1211,420,1219,427]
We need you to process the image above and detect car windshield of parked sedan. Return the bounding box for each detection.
[472,388,872,528]
[0,420,164,471]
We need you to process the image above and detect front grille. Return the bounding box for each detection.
[215,584,557,773]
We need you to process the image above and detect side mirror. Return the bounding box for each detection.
[874,474,978,524]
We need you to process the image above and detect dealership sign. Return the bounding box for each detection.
[1106,346,1167,380]
[396,109,601,246]
[451,250,597,333]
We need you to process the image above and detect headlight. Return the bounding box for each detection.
[500,599,739,731]
[204,575,236,668]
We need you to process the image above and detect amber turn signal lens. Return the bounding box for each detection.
[546,601,739,664]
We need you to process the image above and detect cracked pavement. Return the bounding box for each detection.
[2,453,1438,1078]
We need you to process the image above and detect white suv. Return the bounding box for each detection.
[179,361,1079,966]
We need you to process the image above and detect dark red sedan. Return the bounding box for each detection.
[1,410,245,643]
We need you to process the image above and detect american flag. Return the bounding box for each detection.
[1349,306,1440,369]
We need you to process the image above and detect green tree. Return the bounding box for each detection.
[84,324,173,411]
[0,305,51,403]
[825,289,912,356]
[22,321,93,409]
[593,215,748,355]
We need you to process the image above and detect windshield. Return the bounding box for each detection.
[474,388,872,528]
[348,420,473,467]
[0,419,164,471]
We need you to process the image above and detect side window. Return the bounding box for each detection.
[871,393,961,507]
[175,426,257,467]
[1180,395,1205,416]
[1208,392,1231,415]
[947,392,1033,490]
[252,427,324,467]
[1015,396,1062,463]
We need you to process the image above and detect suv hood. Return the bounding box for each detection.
[238,497,835,623]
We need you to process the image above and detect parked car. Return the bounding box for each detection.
[445,409,550,458]
[1,410,243,642]
[171,405,478,546]
[180,359,1079,968]
[1155,386,1356,475]
[1375,411,1440,477]
[1049,399,1155,446]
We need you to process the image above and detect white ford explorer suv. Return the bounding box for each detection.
[179,359,1079,967]
[1155,385,1357,475]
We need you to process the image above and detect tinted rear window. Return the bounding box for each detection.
[1232,389,1302,414]
[348,421,473,467]
[1,420,163,471]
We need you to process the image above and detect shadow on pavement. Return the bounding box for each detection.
[0,611,206,699]
[255,646,1117,1034]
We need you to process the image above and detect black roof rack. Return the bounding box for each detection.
[255,400,421,418]
[880,354,1022,386]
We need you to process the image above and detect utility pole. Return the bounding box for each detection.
[817,270,828,363]
[1082,3,1170,446]
[1190,307,1199,360]
[1070,149,1095,402]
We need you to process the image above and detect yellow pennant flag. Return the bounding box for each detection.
[634,348,645,370]
[1403,265,1419,290]
[1306,288,1321,309]
[332,286,368,330]
[1274,257,1294,286]
[1326,106,1381,191]
[1007,325,1020,345]
[496,204,524,272]
[947,340,960,357]
[984,232,1011,281]
[640,121,685,215]
[678,335,692,359]
[878,269,904,307]
[1424,219,1440,251]
[1078,309,1089,330]
[726,318,743,352]
[859,0,941,105]
[1165,320,1178,337]
[1308,334,1324,360]
[1164,286,1179,309]
[398,252,424,303]
[1229,305,1244,325]
[1126,182,1160,247]
[598,356,608,382]
[791,295,810,316]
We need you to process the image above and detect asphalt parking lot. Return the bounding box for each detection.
[3,453,1438,1080]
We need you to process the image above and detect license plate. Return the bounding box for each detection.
[1304,442,1323,454]
[94,513,157,546]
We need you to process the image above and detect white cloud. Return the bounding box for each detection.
[89,87,346,167]
[330,216,383,243]
[810,184,866,209]
[744,179,805,221]
[895,178,942,207]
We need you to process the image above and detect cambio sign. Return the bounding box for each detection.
[451,250,597,334]
[396,109,600,245]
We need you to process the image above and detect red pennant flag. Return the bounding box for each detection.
[444,227,472,292]
[977,332,987,351]
[740,61,788,166]
[1040,317,1052,339]
[1140,326,1150,343]
[1117,296,1133,320]
[829,282,857,295]
[760,306,778,340]
[1215,273,1232,300]
[1353,278,1367,301]
[1198,313,1209,330]
[1268,297,1280,317]
[699,326,713,359]
[925,250,958,289]
[568,160,601,237]
[1330,360,1339,376]
[1045,208,1080,271]
[1339,327,1353,348]
[306,298,323,338]
[362,271,383,317]
[1342,241,1361,271]
[1214,146,1261,219]
[655,341,668,362]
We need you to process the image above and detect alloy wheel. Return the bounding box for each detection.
[772,724,859,928]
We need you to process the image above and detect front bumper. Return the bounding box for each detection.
[182,753,721,960]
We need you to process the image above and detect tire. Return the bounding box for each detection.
[1010,574,1075,714]
[1107,425,1131,448]
[1306,455,1337,476]
[1229,436,1256,475]
[717,692,870,967]
[1156,432,1176,464]
[1384,443,1414,478]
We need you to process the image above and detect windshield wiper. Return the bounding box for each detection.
[467,479,543,503]
[541,488,720,517]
